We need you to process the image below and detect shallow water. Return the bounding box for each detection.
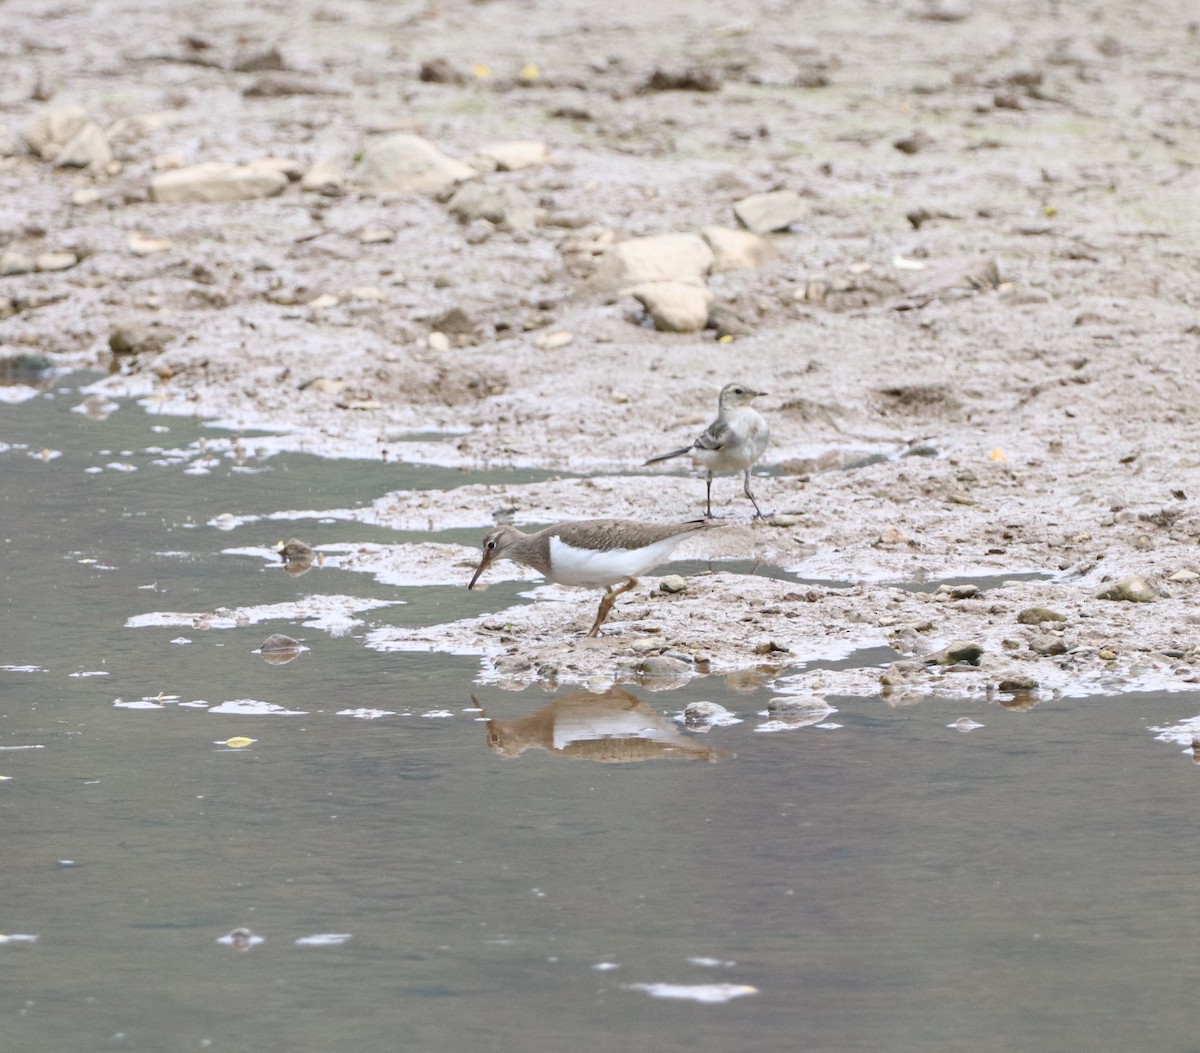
[3,377,1200,1053]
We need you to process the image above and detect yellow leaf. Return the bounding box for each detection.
[989,447,1007,462]
[223,737,255,749]
[519,62,539,82]
[472,64,493,79]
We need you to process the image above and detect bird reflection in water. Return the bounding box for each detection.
[476,686,724,763]
[275,537,318,577]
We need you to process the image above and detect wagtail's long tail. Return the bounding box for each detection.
[644,446,692,466]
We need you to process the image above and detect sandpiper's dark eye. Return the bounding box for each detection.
[486,540,497,550]
[734,387,744,394]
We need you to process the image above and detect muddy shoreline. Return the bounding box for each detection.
[3,0,1199,698]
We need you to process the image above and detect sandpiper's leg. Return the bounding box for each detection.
[744,467,765,518]
[704,472,716,519]
[587,578,638,637]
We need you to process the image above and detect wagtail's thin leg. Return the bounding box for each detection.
[744,467,765,519]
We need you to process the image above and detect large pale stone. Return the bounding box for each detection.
[629,280,714,332]
[300,159,345,194]
[24,105,91,160]
[0,251,35,276]
[733,189,808,234]
[600,232,714,284]
[445,182,539,229]
[701,225,770,272]
[149,162,289,203]
[355,133,474,194]
[477,140,553,171]
[53,121,112,169]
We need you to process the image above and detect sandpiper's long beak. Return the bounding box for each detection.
[468,552,493,589]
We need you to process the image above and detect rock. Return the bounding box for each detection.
[635,655,693,678]
[682,700,737,729]
[419,57,466,84]
[300,159,345,195]
[445,181,538,229]
[355,133,475,194]
[302,377,344,394]
[253,156,304,181]
[733,190,807,234]
[151,153,187,173]
[109,323,170,355]
[35,251,78,272]
[658,574,687,594]
[754,640,792,655]
[0,352,54,375]
[243,73,347,97]
[998,674,1038,692]
[640,68,722,92]
[0,251,35,276]
[427,332,451,351]
[534,330,573,350]
[893,129,934,154]
[1098,575,1157,603]
[24,105,91,161]
[700,225,770,272]
[937,583,980,600]
[764,697,835,726]
[477,140,553,171]
[1028,633,1068,656]
[1168,569,1199,583]
[127,232,172,256]
[150,162,288,203]
[1017,606,1067,625]
[708,303,753,339]
[430,306,476,336]
[232,46,286,72]
[53,121,112,169]
[917,0,970,20]
[926,640,984,666]
[307,293,339,309]
[767,513,801,527]
[599,232,714,283]
[1098,648,1118,661]
[630,280,714,332]
[358,226,395,244]
[877,523,910,546]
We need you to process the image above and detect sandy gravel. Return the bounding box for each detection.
[4,0,1200,699]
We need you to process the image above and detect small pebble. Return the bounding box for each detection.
[1017,606,1066,625]
[534,330,573,350]
[658,575,687,594]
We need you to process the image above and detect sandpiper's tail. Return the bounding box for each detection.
[644,446,692,466]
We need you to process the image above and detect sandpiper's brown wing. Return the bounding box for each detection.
[543,519,709,553]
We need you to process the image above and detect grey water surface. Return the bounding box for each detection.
[2,377,1200,1053]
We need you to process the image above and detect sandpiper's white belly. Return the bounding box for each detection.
[547,535,685,587]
